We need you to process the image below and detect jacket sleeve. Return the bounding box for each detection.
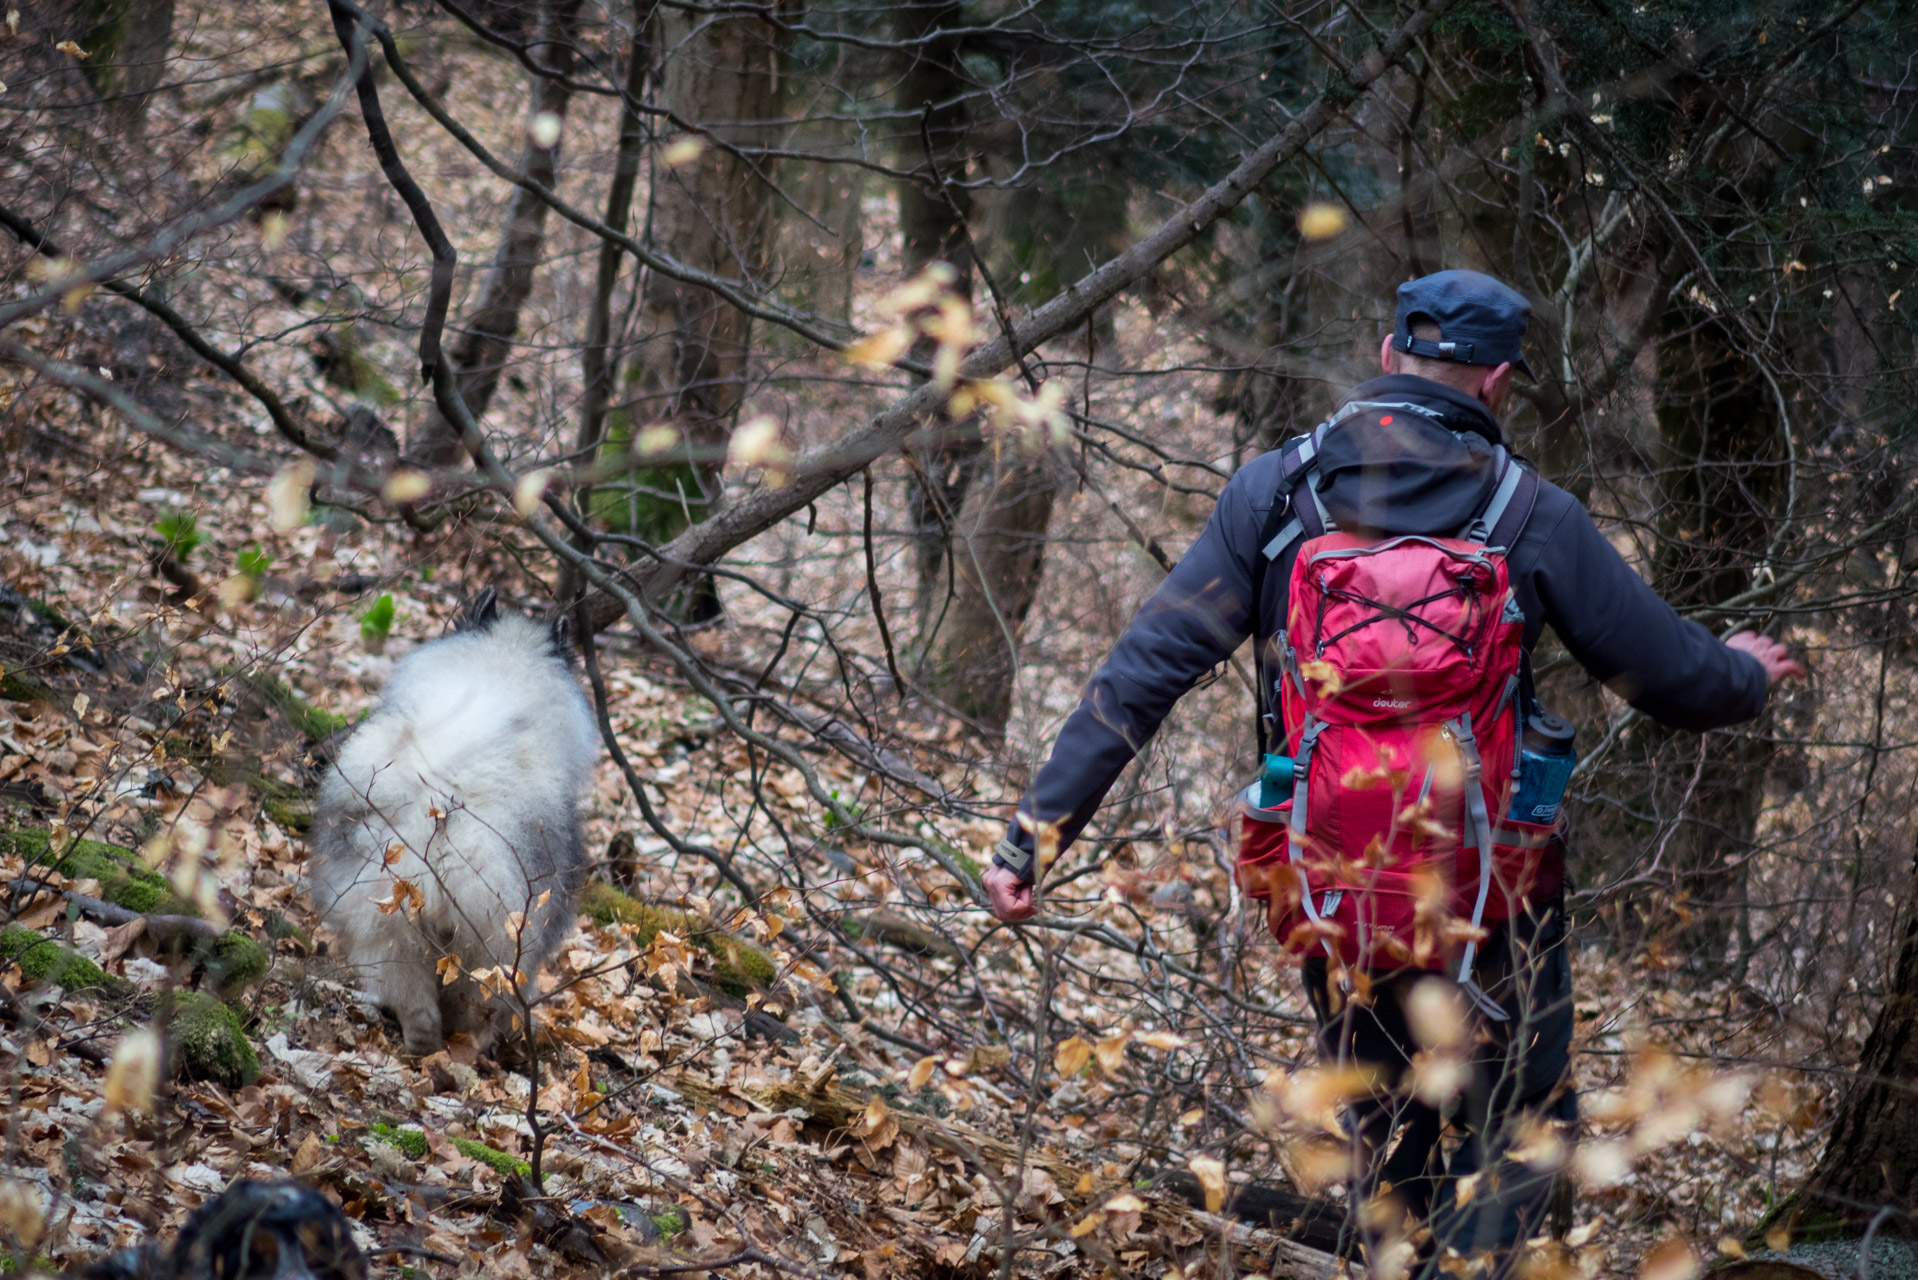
[998,468,1268,878]
[1527,495,1768,732]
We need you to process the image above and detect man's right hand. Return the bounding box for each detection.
[983,864,1037,922]
[1725,631,1807,686]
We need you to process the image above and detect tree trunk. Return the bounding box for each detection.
[412,0,584,465]
[918,449,1060,736]
[559,3,650,611]
[1767,857,1918,1239]
[892,0,982,628]
[1632,308,1783,964]
[83,0,175,126]
[611,2,785,617]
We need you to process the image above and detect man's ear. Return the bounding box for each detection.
[1478,362,1514,413]
[1380,334,1397,375]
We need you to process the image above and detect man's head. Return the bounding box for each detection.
[1379,269,1534,415]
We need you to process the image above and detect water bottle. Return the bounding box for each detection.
[1508,713,1576,823]
[1257,752,1296,809]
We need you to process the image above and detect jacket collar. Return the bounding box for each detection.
[1339,374,1505,447]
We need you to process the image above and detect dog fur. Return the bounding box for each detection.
[310,589,597,1054]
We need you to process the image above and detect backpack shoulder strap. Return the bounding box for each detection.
[1250,425,1334,755]
[1487,460,1540,550]
[1457,447,1540,547]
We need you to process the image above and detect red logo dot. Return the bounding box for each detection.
[1380,414,1394,425]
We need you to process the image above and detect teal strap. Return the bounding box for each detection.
[1285,719,1329,957]
[1447,714,1510,1021]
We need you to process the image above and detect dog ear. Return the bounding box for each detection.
[456,586,500,632]
[549,611,577,661]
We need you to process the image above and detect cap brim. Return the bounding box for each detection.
[1512,357,1537,382]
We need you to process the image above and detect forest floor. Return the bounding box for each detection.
[0,362,1842,1279]
[0,10,1855,1274]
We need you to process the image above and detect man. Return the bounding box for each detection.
[981,270,1802,1267]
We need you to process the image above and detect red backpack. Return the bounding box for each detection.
[1237,404,1556,1018]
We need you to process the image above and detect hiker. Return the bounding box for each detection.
[981,270,1803,1271]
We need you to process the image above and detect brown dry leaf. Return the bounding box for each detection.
[966,1043,1012,1072]
[289,1131,328,1176]
[1639,1238,1700,1280]
[1186,1154,1226,1213]
[1274,1065,1373,1126]
[0,1178,47,1249]
[1135,1030,1187,1051]
[845,326,912,371]
[1298,659,1343,696]
[1054,1035,1092,1078]
[661,137,704,167]
[1093,1033,1130,1076]
[102,1028,162,1116]
[907,1055,938,1089]
[100,915,148,964]
[372,877,425,920]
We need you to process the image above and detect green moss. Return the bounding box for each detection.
[237,672,350,744]
[169,992,259,1088]
[260,794,312,836]
[205,933,269,999]
[368,1123,527,1177]
[454,1137,530,1178]
[0,828,195,917]
[370,1123,429,1160]
[650,1204,690,1241]
[0,669,58,704]
[0,927,126,995]
[580,883,776,996]
[261,910,309,946]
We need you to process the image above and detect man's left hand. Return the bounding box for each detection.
[983,864,1037,922]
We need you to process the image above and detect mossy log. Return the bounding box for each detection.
[0,926,128,995]
[231,671,351,745]
[168,992,259,1088]
[2,827,272,1001]
[579,883,776,997]
[0,827,195,916]
[0,668,59,704]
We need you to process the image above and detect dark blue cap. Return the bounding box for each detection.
[1394,269,1535,381]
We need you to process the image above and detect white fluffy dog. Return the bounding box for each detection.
[311,589,597,1054]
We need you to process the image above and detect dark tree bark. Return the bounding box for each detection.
[1768,858,1918,1239]
[83,0,175,125]
[559,3,650,610]
[413,0,584,465]
[610,1,785,618]
[892,0,983,628]
[1645,306,1784,964]
[919,449,1060,736]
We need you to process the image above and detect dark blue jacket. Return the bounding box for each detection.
[998,374,1770,876]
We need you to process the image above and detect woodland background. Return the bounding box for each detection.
[1,0,1917,1275]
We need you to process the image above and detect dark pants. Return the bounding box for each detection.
[1302,895,1575,1275]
